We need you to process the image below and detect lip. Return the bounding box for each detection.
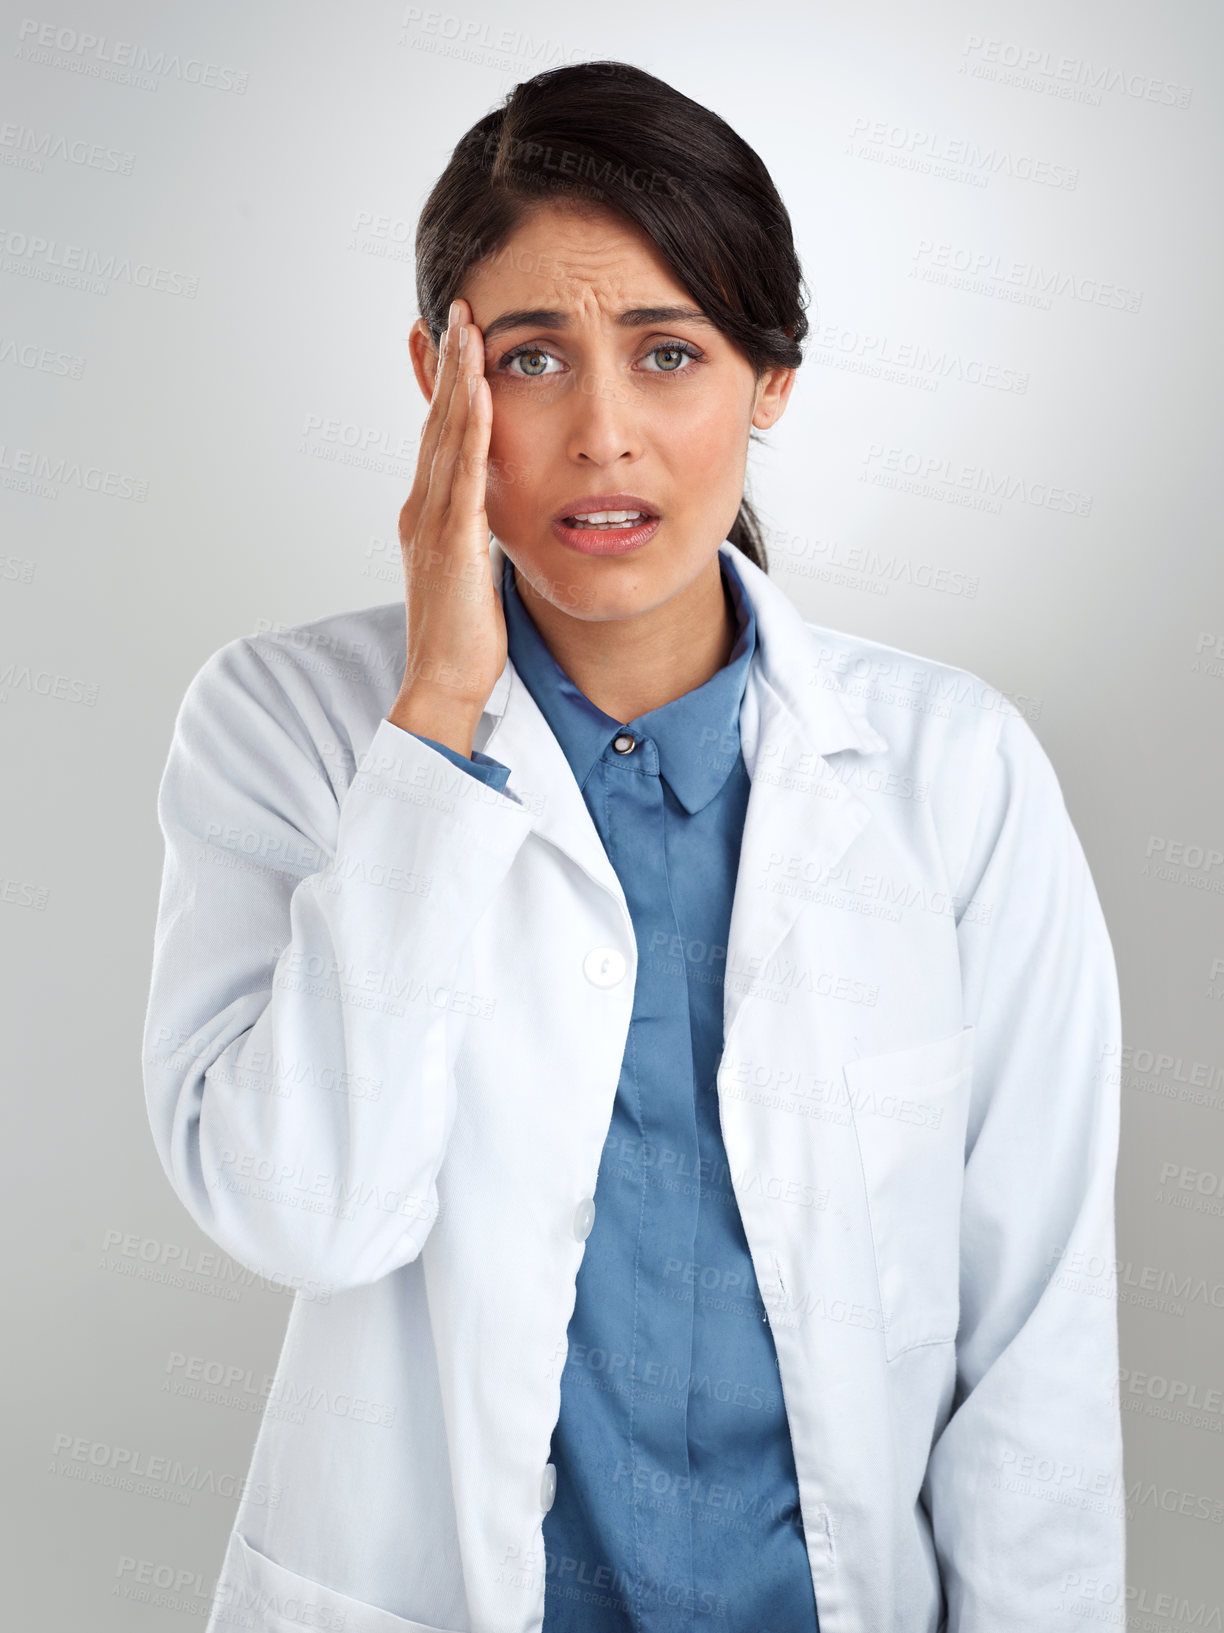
[549,492,662,556]
[550,492,660,525]
[552,514,661,555]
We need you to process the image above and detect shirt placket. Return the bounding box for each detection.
[543,729,701,1633]
[607,732,702,1633]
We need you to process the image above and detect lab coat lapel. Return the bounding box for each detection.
[721,542,887,1046]
[475,537,629,914]
[484,660,631,911]
[473,534,887,985]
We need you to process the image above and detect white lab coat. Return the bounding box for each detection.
[143,535,1125,1633]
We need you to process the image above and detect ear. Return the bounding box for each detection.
[751,362,798,430]
[408,317,441,405]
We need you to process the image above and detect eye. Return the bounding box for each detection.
[498,344,563,378]
[494,338,705,380]
[638,341,703,374]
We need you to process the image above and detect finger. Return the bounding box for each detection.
[441,314,487,488]
[414,321,461,495]
[448,372,491,521]
[463,308,484,380]
[400,329,452,548]
[404,305,470,541]
[424,321,481,523]
[409,302,484,547]
[427,301,470,430]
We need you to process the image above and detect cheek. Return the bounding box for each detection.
[484,402,538,510]
[658,394,747,479]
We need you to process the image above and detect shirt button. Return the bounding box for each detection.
[540,1463,557,1513]
[583,947,627,987]
[572,1198,596,1241]
[612,733,636,754]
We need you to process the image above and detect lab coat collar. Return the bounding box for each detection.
[479,533,888,998]
[497,545,758,817]
[481,533,887,760]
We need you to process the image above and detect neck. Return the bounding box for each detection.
[513,555,738,725]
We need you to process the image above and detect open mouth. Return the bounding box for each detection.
[562,509,655,530]
[551,500,662,553]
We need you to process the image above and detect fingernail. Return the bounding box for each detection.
[448,300,461,326]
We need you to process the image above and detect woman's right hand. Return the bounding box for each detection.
[387,297,504,757]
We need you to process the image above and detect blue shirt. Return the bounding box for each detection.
[409,549,819,1632]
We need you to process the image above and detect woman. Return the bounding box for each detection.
[144,61,1125,1633]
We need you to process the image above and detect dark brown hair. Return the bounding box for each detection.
[414,61,810,573]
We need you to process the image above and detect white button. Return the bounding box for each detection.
[612,733,636,755]
[572,1198,596,1241]
[583,946,627,987]
[540,1462,557,1512]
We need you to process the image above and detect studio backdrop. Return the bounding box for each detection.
[1,1,1220,1627]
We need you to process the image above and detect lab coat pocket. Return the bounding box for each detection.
[844,1025,975,1362]
[218,1530,465,1633]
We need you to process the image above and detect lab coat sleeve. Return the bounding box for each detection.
[922,705,1125,1631]
[142,635,535,1293]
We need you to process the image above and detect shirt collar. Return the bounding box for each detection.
[500,548,757,816]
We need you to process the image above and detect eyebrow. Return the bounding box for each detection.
[477,305,714,343]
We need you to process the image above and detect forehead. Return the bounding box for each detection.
[464,202,693,312]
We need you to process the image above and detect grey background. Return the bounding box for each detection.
[1,0,1220,1625]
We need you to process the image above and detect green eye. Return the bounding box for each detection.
[502,346,558,377]
[496,338,703,378]
[639,341,702,373]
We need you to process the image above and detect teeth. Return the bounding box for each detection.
[567,509,649,527]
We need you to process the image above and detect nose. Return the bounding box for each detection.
[562,361,644,467]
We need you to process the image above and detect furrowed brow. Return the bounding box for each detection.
[616,305,713,329]
[478,304,713,342]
